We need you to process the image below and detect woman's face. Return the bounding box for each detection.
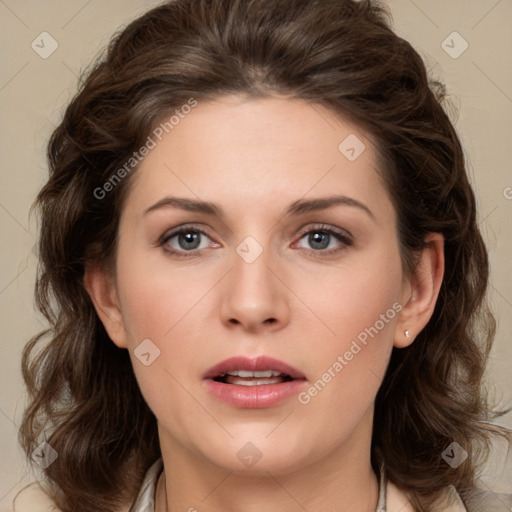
[102,95,412,474]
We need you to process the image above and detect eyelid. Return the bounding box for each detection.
[159,223,214,244]
[295,223,353,245]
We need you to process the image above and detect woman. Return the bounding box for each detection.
[18,0,511,511]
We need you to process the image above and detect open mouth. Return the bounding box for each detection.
[212,370,295,386]
[204,357,307,407]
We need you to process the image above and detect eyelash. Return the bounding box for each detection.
[158,223,353,258]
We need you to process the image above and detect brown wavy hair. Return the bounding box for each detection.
[19,0,510,511]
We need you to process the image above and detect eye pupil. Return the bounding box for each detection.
[309,232,329,250]
[179,232,201,250]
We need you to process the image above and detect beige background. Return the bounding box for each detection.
[0,0,511,509]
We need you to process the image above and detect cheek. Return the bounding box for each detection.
[296,247,402,411]
[112,246,198,387]
[115,246,204,343]
[305,244,402,348]
[115,261,202,429]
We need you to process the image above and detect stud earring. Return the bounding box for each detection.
[405,330,411,338]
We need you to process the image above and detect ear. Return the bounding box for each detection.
[395,233,445,348]
[83,263,128,349]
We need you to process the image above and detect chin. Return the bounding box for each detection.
[192,432,318,476]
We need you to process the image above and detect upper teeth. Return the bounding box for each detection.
[224,370,282,378]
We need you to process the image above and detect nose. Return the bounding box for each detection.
[219,243,291,333]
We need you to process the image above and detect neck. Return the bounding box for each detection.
[155,408,379,512]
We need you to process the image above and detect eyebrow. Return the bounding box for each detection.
[144,194,375,220]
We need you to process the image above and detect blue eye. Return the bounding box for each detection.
[161,226,214,257]
[295,225,353,254]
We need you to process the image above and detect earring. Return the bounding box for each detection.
[405,330,411,338]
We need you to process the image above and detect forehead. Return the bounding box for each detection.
[122,94,393,223]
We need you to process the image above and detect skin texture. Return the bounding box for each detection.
[85,94,444,512]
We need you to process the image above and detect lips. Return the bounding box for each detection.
[203,355,306,381]
[203,355,307,408]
